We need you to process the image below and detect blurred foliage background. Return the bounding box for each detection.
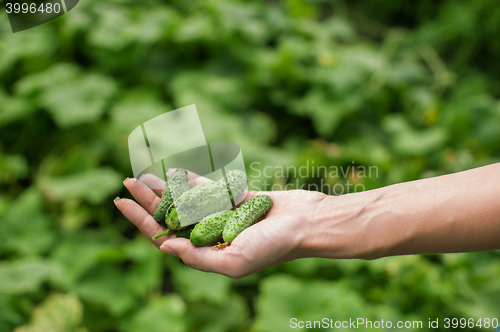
[1,0,500,331]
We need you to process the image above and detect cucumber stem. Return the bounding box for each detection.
[152,229,171,240]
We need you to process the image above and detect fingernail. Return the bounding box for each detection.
[135,178,149,189]
[113,197,121,204]
[160,244,178,257]
[123,177,130,185]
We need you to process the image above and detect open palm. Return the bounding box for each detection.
[114,171,326,278]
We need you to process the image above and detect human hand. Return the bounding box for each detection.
[114,171,327,279]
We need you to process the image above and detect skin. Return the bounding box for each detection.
[114,164,500,279]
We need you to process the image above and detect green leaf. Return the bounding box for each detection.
[170,71,247,111]
[0,260,58,294]
[123,295,187,332]
[40,73,117,128]
[88,5,179,50]
[49,235,111,288]
[291,88,361,136]
[253,274,374,332]
[212,1,268,44]
[123,237,164,297]
[285,0,319,18]
[382,115,448,155]
[87,7,136,51]
[0,90,35,127]
[15,64,81,97]
[0,32,56,74]
[110,89,171,133]
[0,294,23,332]
[0,154,29,181]
[74,265,135,315]
[173,14,215,43]
[42,168,122,204]
[0,188,55,256]
[281,258,334,278]
[14,64,117,127]
[191,294,249,332]
[0,195,8,217]
[15,293,85,332]
[172,265,233,304]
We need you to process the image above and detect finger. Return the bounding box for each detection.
[234,191,286,224]
[114,197,175,247]
[139,173,166,196]
[159,238,244,276]
[124,178,160,216]
[139,171,261,207]
[238,190,276,205]
[166,168,213,188]
[159,229,281,279]
[139,169,214,195]
[158,192,285,277]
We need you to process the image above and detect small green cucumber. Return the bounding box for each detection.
[176,224,195,239]
[224,169,247,201]
[166,181,229,230]
[190,210,234,246]
[169,169,190,201]
[167,170,247,229]
[222,195,272,243]
[153,186,173,223]
[165,204,182,230]
[152,169,189,223]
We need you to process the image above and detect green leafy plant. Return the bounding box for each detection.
[1,0,499,331]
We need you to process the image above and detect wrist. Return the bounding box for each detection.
[302,188,392,260]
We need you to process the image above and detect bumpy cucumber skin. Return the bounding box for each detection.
[225,170,247,201]
[166,207,182,230]
[167,170,247,229]
[169,169,190,201]
[222,195,272,243]
[176,224,195,239]
[190,210,234,246]
[152,169,189,223]
[167,181,230,230]
[153,186,173,223]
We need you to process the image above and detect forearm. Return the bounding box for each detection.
[307,163,500,260]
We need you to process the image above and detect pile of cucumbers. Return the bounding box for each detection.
[151,169,272,248]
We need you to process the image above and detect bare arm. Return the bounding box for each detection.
[115,164,500,278]
[305,163,500,260]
